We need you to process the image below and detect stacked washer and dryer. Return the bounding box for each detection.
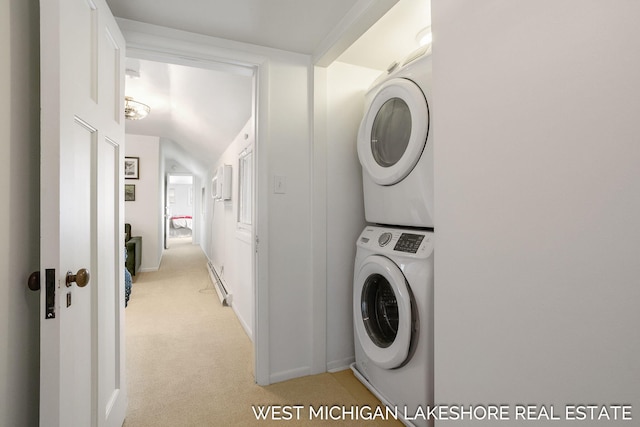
[351,44,434,427]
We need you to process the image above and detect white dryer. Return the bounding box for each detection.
[358,45,433,228]
[351,225,434,427]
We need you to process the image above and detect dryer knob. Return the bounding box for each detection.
[378,232,392,247]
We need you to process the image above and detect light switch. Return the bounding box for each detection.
[274,176,286,194]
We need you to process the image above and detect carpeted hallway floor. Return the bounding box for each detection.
[123,237,403,426]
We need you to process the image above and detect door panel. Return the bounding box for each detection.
[62,119,94,427]
[63,0,98,102]
[97,136,123,419]
[102,29,122,123]
[40,0,126,426]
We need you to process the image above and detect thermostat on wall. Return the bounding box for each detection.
[212,164,232,201]
[221,164,232,200]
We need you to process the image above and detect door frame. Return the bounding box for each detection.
[165,172,195,247]
[119,21,270,385]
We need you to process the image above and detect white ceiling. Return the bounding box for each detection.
[106,0,431,170]
[107,0,362,55]
[123,59,253,167]
[338,0,431,70]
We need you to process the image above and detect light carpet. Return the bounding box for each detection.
[124,237,402,426]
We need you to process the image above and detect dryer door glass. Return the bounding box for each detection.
[371,98,412,168]
[357,78,429,186]
[361,273,398,348]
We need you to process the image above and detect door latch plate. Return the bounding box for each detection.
[45,268,55,319]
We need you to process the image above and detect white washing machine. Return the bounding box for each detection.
[357,45,433,228]
[351,225,434,427]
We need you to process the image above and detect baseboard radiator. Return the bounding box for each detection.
[207,261,231,306]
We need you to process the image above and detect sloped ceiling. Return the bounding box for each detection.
[107,0,431,171]
[123,59,253,168]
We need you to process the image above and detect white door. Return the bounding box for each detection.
[357,78,430,185]
[40,1,127,426]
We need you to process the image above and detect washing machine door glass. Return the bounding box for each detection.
[358,78,429,186]
[361,273,399,348]
[354,255,414,369]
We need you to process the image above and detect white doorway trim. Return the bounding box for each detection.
[117,18,271,385]
[165,172,195,247]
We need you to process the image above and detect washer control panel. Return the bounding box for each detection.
[394,233,424,253]
[358,226,433,258]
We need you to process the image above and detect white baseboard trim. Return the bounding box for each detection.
[350,363,419,427]
[327,356,355,373]
[231,304,253,342]
[139,266,159,273]
[269,366,311,384]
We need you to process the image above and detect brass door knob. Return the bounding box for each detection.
[66,268,90,288]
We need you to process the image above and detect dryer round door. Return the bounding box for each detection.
[354,255,414,369]
[357,78,430,186]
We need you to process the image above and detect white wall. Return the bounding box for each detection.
[433,1,640,421]
[322,62,381,371]
[203,119,255,338]
[199,52,314,381]
[167,183,193,217]
[0,0,40,424]
[125,134,161,271]
[117,20,320,384]
[263,57,315,382]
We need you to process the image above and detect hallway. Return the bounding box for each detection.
[124,238,402,426]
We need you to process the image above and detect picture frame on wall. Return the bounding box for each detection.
[125,184,136,201]
[124,157,139,179]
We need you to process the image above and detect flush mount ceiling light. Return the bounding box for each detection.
[416,26,432,47]
[124,96,150,120]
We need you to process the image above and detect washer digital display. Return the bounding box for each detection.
[394,233,424,253]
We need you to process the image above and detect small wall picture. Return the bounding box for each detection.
[125,184,136,201]
[124,157,139,179]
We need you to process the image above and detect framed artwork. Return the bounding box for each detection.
[124,184,136,201]
[124,157,139,179]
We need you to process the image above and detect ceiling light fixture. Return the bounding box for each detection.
[124,96,150,120]
[125,68,141,79]
[416,26,432,47]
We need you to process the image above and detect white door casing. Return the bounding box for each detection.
[122,27,270,384]
[40,0,127,426]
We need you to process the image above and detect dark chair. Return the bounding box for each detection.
[124,248,132,306]
[124,223,142,276]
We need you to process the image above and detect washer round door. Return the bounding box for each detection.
[357,78,430,186]
[354,255,414,369]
